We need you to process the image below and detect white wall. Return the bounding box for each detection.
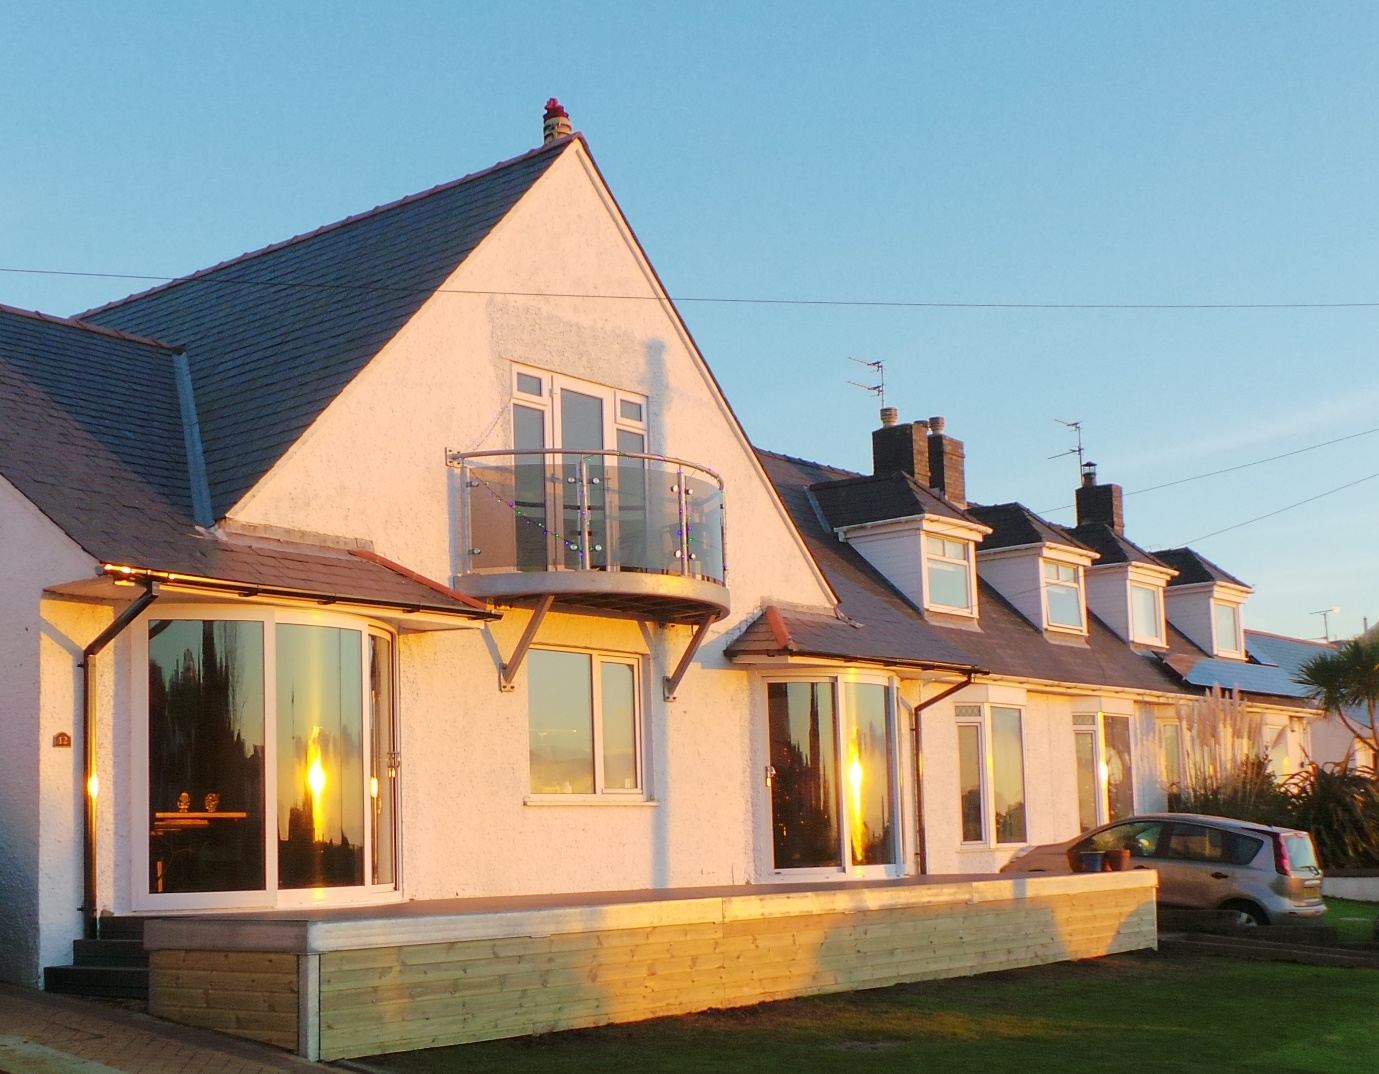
[847,530,924,609]
[919,685,1080,874]
[1086,568,1130,642]
[1165,588,1215,654]
[0,475,96,984]
[83,142,835,913]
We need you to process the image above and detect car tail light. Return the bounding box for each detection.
[1272,833,1292,876]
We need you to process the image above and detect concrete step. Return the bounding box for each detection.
[43,964,149,1000]
[72,938,148,966]
[92,916,147,941]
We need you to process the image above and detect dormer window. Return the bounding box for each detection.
[1130,583,1164,645]
[925,536,974,613]
[1043,561,1084,630]
[1213,601,1243,655]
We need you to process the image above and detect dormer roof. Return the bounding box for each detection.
[1072,522,1173,570]
[967,502,1093,553]
[810,470,984,531]
[1152,547,1250,589]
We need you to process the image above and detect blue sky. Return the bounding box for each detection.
[3,3,1377,638]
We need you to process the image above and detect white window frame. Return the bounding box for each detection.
[129,605,401,913]
[923,534,977,615]
[525,645,647,804]
[1073,710,1139,827]
[1129,582,1166,645]
[762,671,904,880]
[512,364,648,453]
[1157,716,1186,800]
[956,703,1029,848]
[1042,559,1085,633]
[1213,600,1244,656]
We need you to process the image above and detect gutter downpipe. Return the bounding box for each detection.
[911,671,976,876]
[82,579,160,938]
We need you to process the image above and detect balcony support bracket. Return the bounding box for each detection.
[663,613,715,702]
[499,594,555,692]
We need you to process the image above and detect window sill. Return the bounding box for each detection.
[524,795,659,807]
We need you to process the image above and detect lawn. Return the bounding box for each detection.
[1326,896,1379,942]
[353,950,1379,1074]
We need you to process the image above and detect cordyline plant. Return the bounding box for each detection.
[1294,632,1379,765]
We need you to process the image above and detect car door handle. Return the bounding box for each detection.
[1211,872,1229,879]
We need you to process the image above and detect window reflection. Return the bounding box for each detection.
[529,650,595,793]
[1075,730,1098,832]
[1104,714,1134,822]
[276,625,364,889]
[370,635,396,886]
[148,620,265,894]
[768,682,841,869]
[991,707,1027,843]
[843,682,894,866]
[957,716,983,843]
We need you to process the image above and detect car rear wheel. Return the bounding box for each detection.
[1220,899,1269,927]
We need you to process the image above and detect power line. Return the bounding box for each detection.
[1039,423,1379,514]
[3,264,1379,311]
[1181,470,1379,545]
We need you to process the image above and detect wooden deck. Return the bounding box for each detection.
[143,872,1158,1061]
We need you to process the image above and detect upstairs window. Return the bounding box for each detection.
[1130,584,1164,644]
[1213,601,1242,654]
[925,536,973,612]
[1042,561,1083,630]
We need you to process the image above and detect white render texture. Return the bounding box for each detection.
[0,475,97,985]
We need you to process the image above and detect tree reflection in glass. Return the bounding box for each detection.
[148,620,265,894]
[768,682,841,869]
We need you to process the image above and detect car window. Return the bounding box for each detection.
[1081,821,1165,858]
[1163,823,1261,865]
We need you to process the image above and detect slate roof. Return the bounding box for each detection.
[1071,522,1171,569]
[1152,546,1251,589]
[809,469,983,530]
[82,138,568,518]
[735,451,1198,694]
[966,502,1093,553]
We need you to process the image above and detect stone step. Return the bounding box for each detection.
[43,963,149,1000]
[72,938,148,966]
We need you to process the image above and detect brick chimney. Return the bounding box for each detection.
[543,98,572,144]
[1075,461,1124,535]
[871,409,930,484]
[927,416,966,506]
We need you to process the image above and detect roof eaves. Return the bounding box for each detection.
[349,548,495,614]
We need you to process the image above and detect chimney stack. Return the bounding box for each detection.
[543,98,572,144]
[1075,460,1124,535]
[872,410,930,484]
[927,416,966,506]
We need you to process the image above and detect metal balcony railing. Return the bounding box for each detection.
[447,449,726,586]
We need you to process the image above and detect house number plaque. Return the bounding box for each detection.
[52,732,72,748]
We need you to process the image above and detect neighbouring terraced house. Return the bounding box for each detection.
[0,103,1322,1059]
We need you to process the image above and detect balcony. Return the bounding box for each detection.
[448,449,729,624]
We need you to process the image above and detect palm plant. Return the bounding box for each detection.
[1294,633,1379,762]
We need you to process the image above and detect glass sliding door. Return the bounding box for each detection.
[141,610,399,909]
[147,620,265,894]
[767,677,900,874]
[560,389,605,569]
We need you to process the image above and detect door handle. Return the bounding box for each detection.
[1211,872,1229,879]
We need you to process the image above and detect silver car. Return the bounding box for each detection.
[1000,813,1326,925]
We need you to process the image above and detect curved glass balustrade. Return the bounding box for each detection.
[449,448,726,594]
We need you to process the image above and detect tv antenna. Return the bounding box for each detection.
[847,357,886,410]
[1048,418,1085,473]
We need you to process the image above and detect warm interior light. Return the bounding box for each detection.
[86,774,100,799]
